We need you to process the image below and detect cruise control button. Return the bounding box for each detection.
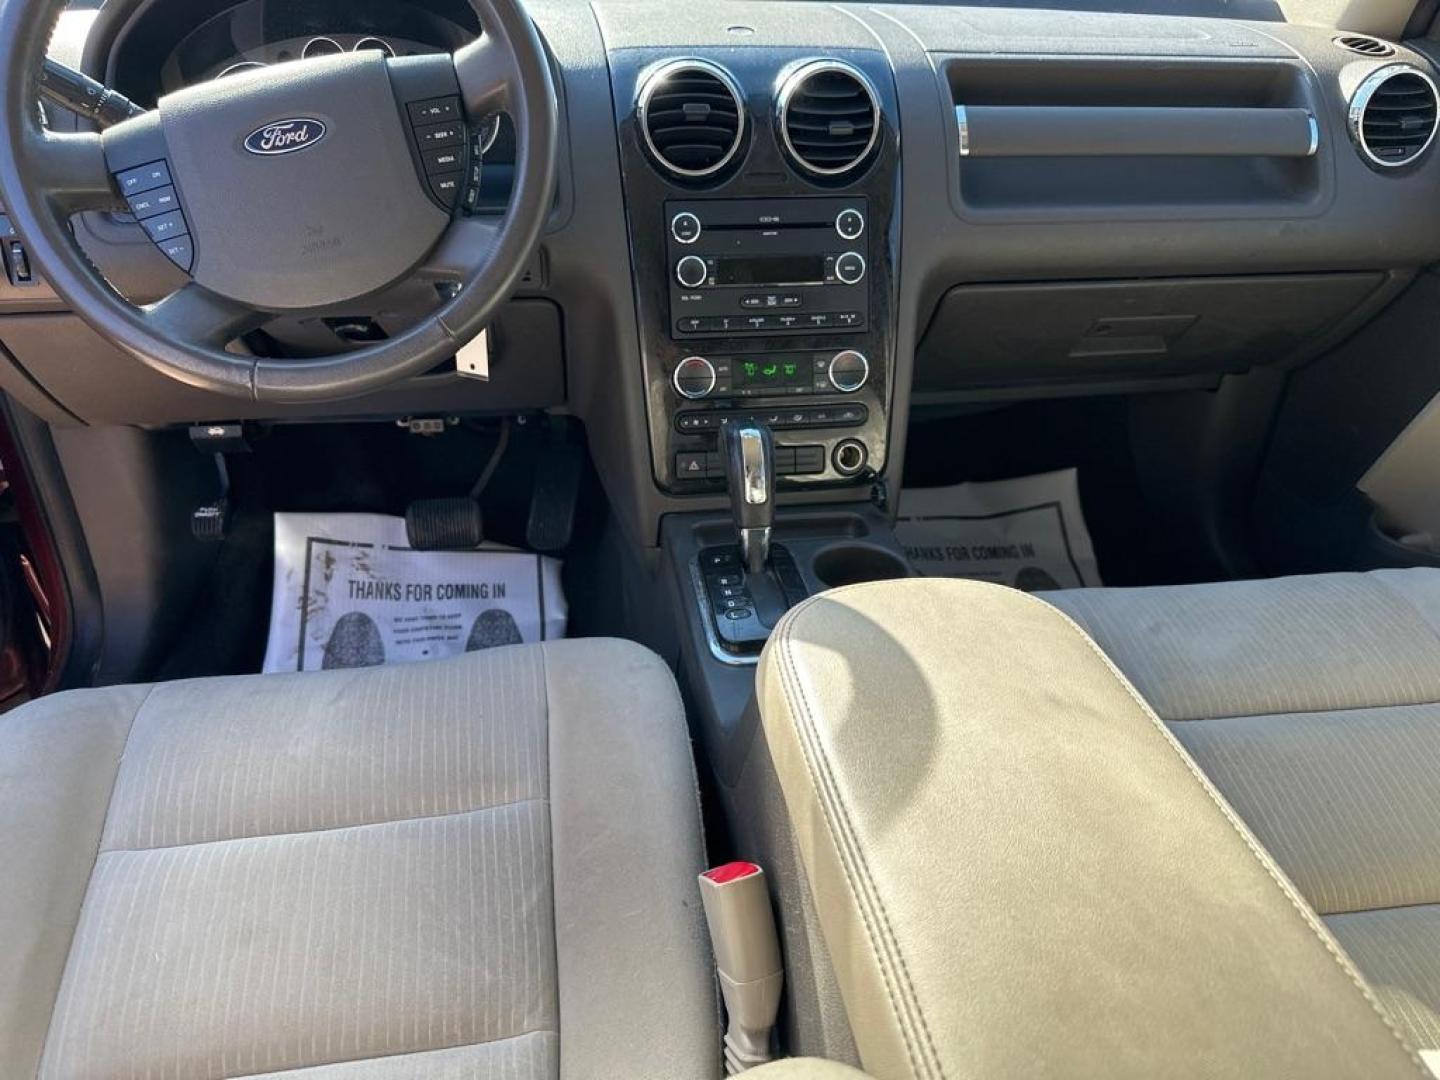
[415,121,464,148]
[141,210,187,242]
[407,97,460,125]
[115,160,171,196]
[126,185,178,220]
[423,146,464,173]
[157,234,194,272]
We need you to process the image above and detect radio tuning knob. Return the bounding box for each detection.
[835,208,865,240]
[676,255,709,289]
[834,251,866,286]
[672,356,718,399]
[828,350,869,393]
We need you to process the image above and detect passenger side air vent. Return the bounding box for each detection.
[638,60,746,180]
[777,60,880,180]
[1335,35,1395,57]
[1348,65,1439,169]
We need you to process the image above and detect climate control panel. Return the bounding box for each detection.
[670,350,870,400]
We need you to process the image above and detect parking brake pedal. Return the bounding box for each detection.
[699,862,783,1073]
[188,425,248,543]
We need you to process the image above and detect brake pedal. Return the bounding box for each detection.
[405,497,483,551]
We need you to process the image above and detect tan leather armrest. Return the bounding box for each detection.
[757,578,1426,1080]
[746,1058,874,1079]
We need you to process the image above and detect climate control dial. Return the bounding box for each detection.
[676,255,709,289]
[672,356,718,399]
[827,350,870,393]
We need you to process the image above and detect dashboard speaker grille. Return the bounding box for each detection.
[638,60,745,180]
[778,61,880,179]
[1349,66,1439,169]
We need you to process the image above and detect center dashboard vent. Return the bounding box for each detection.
[1348,65,1439,169]
[638,60,746,180]
[777,60,880,180]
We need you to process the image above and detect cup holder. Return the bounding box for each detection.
[810,542,912,590]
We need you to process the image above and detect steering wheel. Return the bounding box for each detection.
[0,0,557,402]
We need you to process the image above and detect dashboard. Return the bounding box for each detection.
[2,0,1440,545]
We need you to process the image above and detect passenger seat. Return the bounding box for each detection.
[757,573,1440,1079]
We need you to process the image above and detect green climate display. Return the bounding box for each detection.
[735,358,808,390]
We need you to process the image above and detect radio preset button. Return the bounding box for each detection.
[676,255,709,289]
[836,208,865,240]
[672,356,718,400]
[835,251,866,286]
[671,211,702,244]
[828,350,870,393]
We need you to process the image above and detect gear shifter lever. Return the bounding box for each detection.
[723,423,774,574]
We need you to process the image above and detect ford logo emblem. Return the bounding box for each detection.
[244,118,327,156]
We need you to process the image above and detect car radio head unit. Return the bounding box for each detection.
[667,196,869,339]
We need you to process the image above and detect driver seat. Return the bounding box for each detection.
[0,639,718,1079]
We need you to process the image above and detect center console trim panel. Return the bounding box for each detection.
[607,45,900,496]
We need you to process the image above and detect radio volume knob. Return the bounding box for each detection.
[672,356,718,399]
[671,211,702,244]
[828,350,869,393]
[676,255,709,289]
[835,251,866,286]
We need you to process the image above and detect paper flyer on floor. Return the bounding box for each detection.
[894,468,1102,590]
[264,512,566,673]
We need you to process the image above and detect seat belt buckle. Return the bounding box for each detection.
[699,861,784,1074]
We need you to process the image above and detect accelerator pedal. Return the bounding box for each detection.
[526,436,582,553]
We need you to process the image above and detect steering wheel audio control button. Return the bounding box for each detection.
[416,122,464,148]
[157,235,194,273]
[407,97,461,125]
[430,174,463,209]
[423,147,463,173]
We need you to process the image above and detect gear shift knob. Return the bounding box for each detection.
[723,423,774,574]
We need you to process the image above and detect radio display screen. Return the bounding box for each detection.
[715,255,825,287]
[734,357,809,391]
